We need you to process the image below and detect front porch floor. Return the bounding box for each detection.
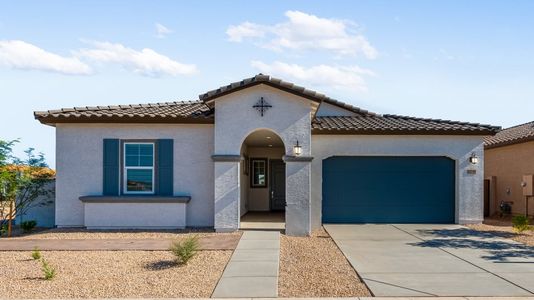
[240,211,285,231]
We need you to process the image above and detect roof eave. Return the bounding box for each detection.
[311,128,499,136]
[34,115,215,125]
[485,135,534,150]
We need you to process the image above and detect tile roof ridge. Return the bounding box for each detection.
[500,120,534,131]
[383,113,498,129]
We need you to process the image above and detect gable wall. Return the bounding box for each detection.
[315,102,357,117]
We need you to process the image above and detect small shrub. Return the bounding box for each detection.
[41,258,56,280]
[31,247,41,260]
[512,215,531,232]
[21,220,37,233]
[169,236,199,265]
[0,224,7,237]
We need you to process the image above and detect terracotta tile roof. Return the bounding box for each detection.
[34,74,500,136]
[485,121,534,149]
[34,101,213,125]
[199,74,376,116]
[312,115,500,135]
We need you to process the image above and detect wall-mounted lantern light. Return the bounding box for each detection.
[293,140,302,156]
[469,153,479,165]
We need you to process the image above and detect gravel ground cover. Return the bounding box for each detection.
[278,227,371,297]
[467,216,534,246]
[12,227,240,239]
[0,250,232,298]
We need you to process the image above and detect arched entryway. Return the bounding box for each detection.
[239,129,286,230]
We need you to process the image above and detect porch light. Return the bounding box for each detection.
[469,153,479,165]
[293,140,302,156]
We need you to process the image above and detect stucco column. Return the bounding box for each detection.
[284,155,312,236]
[458,144,484,224]
[213,155,241,232]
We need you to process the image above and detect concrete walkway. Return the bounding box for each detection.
[0,236,239,251]
[212,230,280,298]
[325,224,534,297]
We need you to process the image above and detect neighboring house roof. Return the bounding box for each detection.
[34,74,500,135]
[484,121,534,149]
[313,115,499,135]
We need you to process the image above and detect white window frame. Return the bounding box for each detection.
[123,142,155,195]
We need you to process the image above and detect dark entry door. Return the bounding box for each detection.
[322,156,455,223]
[270,160,286,211]
[484,179,490,217]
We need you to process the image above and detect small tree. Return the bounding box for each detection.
[0,140,54,237]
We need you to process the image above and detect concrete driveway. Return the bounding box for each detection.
[324,224,534,297]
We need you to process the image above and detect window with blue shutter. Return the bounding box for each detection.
[102,138,173,196]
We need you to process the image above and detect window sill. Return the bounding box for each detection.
[79,195,191,204]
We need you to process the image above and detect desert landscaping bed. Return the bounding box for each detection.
[10,227,241,240]
[278,227,371,297]
[467,216,534,246]
[0,250,232,298]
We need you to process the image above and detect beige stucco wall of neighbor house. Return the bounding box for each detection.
[310,134,486,230]
[485,141,534,216]
[55,123,214,228]
[213,84,313,235]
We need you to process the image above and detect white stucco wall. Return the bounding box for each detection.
[310,134,485,230]
[84,202,186,229]
[214,85,312,156]
[55,123,214,227]
[212,84,313,233]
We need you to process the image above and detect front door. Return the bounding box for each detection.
[270,160,286,211]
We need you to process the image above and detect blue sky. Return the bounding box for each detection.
[1,0,533,167]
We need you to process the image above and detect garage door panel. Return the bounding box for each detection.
[322,156,455,224]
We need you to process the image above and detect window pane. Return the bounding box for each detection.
[125,143,154,167]
[139,144,153,155]
[125,144,139,156]
[139,155,153,166]
[253,160,266,186]
[125,155,138,167]
[126,169,153,192]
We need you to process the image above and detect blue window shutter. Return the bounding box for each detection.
[157,139,173,196]
[103,139,120,195]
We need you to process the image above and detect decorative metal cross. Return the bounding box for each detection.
[252,97,272,117]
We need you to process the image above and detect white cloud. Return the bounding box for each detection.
[0,40,92,75]
[155,23,173,39]
[251,60,375,92]
[78,41,197,76]
[227,11,377,59]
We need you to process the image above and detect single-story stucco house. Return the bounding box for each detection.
[484,121,534,217]
[35,74,500,236]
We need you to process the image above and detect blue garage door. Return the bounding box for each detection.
[322,156,455,223]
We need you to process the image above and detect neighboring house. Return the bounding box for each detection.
[16,181,56,228]
[484,121,534,217]
[34,74,499,236]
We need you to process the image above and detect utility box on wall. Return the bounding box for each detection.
[523,174,534,196]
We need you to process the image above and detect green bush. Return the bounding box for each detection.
[512,215,531,232]
[169,236,199,265]
[41,258,56,280]
[31,247,41,260]
[20,220,37,233]
[0,224,7,236]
